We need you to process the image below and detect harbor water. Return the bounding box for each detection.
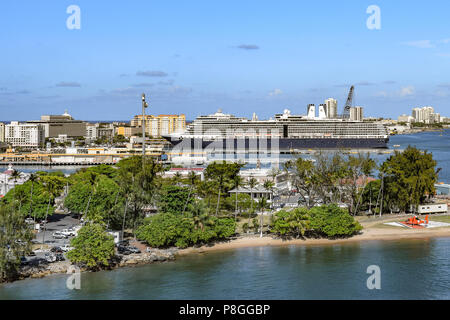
[0,238,449,299]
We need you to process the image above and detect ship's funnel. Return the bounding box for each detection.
[318,104,327,119]
[307,104,316,118]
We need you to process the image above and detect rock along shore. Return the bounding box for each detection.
[15,248,178,282]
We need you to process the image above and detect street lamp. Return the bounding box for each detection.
[141,93,149,158]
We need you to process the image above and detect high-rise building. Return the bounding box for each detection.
[349,106,364,121]
[325,98,338,119]
[0,122,5,142]
[131,114,186,137]
[5,121,45,148]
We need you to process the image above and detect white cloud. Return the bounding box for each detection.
[399,86,415,97]
[268,88,283,96]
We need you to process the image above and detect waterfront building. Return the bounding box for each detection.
[325,98,338,119]
[0,122,4,142]
[0,164,30,197]
[398,114,415,123]
[349,106,364,121]
[131,114,186,138]
[5,121,45,148]
[27,110,86,138]
[411,106,441,124]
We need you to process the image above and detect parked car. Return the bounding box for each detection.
[44,253,56,263]
[60,244,74,252]
[24,218,34,224]
[52,232,66,239]
[50,246,63,253]
[55,253,65,261]
[116,240,130,247]
[20,257,29,265]
[127,246,141,254]
[61,229,76,237]
[117,245,132,255]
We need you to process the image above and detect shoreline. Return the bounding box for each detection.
[3,226,450,285]
[177,227,450,255]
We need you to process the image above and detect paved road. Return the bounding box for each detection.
[33,213,80,248]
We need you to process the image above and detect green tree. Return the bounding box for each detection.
[309,205,362,238]
[381,146,437,213]
[271,208,310,238]
[158,185,192,215]
[247,176,258,225]
[232,175,244,221]
[67,223,115,270]
[0,204,33,282]
[204,161,243,216]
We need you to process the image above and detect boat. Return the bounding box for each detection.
[163,108,389,153]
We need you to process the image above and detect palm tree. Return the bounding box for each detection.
[263,180,275,204]
[183,171,198,214]
[247,176,258,225]
[83,172,98,220]
[257,197,268,238]
[191,201,212,231]
[269,167,280,183]
[41,178,57,248]
[215,172,226,216]
[233,175,244,222]
[28,173,37,222]
[8,169,21,200]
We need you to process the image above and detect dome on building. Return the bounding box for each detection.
[62,109,73,120]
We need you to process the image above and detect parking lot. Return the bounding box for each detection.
[24,213,81,264]
[33,213,80,247]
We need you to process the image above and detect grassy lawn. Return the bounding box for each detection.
[430,215,450,223]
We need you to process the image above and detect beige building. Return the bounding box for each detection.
[398,114,415,123]
[27,110,86,138]
[349,106,364,121]
[325,98,338,119]
[86,123,114,141]
[131,114,186,137]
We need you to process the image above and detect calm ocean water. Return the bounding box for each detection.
[0,238,449,300]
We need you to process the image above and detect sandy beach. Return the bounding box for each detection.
[178,226,450,256]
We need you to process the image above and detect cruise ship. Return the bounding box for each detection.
[163,106,389,153]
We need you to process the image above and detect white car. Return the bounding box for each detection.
[61,229,76,237]
[60,244,74,252]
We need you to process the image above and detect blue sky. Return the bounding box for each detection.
[1,0,450,121]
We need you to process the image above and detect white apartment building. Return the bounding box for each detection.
[5,121,45,148]
[325,98,338,119]
[412,106,439,123]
